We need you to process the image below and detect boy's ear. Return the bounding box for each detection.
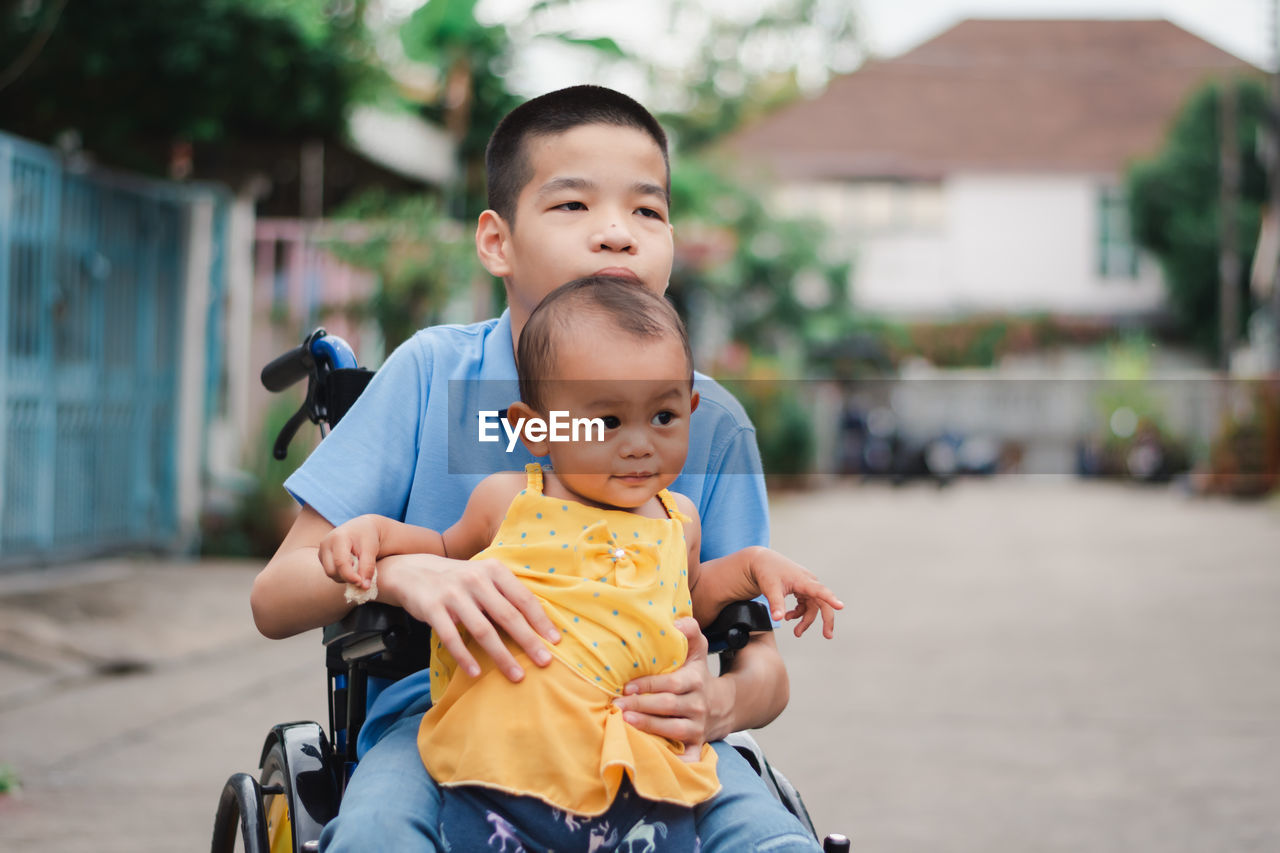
[476,209,513,278]
[506,401,550,457]
[689,390,700,414]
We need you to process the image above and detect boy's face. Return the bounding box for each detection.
[479,124,674,334]
[513,320,697,512]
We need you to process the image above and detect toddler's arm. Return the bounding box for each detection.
[317,470,519,601]
[318,514,444,601]
[691,545,843,639]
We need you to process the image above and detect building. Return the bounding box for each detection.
[726,19,1256,320]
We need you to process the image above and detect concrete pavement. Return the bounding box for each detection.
[0,479,1277,851]
[0,559,323,851]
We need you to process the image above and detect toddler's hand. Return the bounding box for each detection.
[318,514,382,591]
[750,548,843,639]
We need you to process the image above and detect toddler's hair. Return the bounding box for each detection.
[485,85,669,224]
[517,276,692,413]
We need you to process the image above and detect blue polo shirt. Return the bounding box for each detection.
[285,310,769,753]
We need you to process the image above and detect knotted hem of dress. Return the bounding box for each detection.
[418,649,720,817]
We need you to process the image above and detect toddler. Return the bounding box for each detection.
[319,276,840,850]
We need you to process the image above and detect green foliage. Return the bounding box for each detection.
[399,0,522,216]
[389,2,858,370]
[504,0,859,151]
[401,0,503,59]
[387,2,855,368]
[884,315,1115,369]
[1077,336,1193,483]
[323,190,477,351]
[654,0,860,151]
[200,398,307,559]
[722,366,815,478]
[397,1,629,218]
[0,0,372,173]
[1207,381,1280,496]
[1127,77,1269,358]
[0,763,19,796]
[744,383,815,478]
[669,157,852,363]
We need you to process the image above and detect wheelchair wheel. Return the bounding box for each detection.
[209,746,294,853]
[212,723,337,853]
[257,721,339,853]
[260,743,294,853]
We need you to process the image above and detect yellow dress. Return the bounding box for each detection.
[416,464,720,815]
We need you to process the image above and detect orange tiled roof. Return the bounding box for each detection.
[726,19,1258,179]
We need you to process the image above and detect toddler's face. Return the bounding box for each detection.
[499,124,674,329]
[533,328,695,512]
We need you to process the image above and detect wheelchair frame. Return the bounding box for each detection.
[211,329,847,853]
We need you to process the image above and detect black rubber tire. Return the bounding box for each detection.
[260,742,295,853]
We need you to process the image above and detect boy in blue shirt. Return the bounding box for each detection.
[251,85,821,852]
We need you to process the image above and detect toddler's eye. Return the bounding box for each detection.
[555,201,587,211]
[637,207,665,220]
[601,416,621,429]
[651,411,675,426]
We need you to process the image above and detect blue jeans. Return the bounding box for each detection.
[320,713,820,852]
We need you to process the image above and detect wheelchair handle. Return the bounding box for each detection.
[260,329,358,392]
[263,328,366,460]
[261,336,315,392]
[311,334,358,371]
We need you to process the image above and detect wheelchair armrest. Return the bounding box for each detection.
[322,602,407,659]
[322,603,431,677]
[323,598,767,678]
[703,599,773,655]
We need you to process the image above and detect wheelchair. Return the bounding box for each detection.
[212,329,850,853]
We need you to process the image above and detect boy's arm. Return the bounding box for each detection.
[615,496,791,744]
[681,501,808,739]
[688,420,792,734]
[250,505,360,639]
[250,473,561,683]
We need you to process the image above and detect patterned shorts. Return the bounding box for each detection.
[439,777,698,853]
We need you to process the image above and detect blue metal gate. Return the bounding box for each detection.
[0,132,222,563]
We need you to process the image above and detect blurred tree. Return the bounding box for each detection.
[669,158,852,365]
[0,0,375,174]
[502,0,861,151]
[314,0,856,366]
[398,0,520,218]
[323,189,475,350]
[393,0,628,316]
[397,0,624,219]
[651,0,861,151]
[1128,78,1268,358]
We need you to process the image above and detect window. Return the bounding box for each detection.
[775,180,943,235]
[1098,186,1139,279]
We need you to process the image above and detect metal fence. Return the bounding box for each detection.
[0,132,226,563]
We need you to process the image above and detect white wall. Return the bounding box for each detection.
[784,173,1168,317]
[176,198,215,550]
[204,196,257,494]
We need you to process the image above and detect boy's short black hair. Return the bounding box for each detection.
[517,275,692,413]
[486,85,670,224]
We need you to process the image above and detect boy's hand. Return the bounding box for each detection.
[318,515,382,589]
[613,618,720,753]
[750,547,843,639]
[379,554,561,684]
